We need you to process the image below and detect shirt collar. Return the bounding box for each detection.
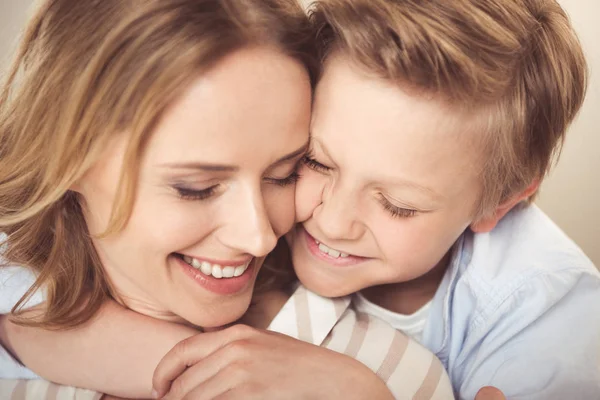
[267,284,352,345]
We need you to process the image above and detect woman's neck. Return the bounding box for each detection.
[237,290,291,329]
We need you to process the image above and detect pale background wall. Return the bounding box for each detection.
[534,0,600,266]
[1,0,598,265]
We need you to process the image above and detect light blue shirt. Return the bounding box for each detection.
[421,205,600,399]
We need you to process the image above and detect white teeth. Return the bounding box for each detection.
[200,261,212,276]
[181,255,250,279]
[222,266,235,278]
[317,242,350,259]
[211,265,223,279]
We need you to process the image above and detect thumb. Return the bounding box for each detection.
[475,386,506,400]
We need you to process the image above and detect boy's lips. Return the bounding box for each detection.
[301,227,367,266]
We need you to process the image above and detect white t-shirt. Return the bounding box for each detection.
[353,292,432,344]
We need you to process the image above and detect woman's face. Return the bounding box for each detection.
[78,47,311,328]
[287,55,485,298]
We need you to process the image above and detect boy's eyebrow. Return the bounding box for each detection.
[387,180,445,201]
[160,142,309,171]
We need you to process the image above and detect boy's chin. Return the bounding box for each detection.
[296,266,360,298]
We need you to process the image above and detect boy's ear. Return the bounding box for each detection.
[470,180,540,233]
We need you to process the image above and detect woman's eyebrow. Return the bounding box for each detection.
[159,162,238,172]
[159,143,309,172]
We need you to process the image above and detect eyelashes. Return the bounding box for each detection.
[174,170,301,201]
[303,150,418,219]
[175,185,219,201]
[303,151,331,173]
[264,171,301,187]
[179,149,419,219]
[379,196,418,218]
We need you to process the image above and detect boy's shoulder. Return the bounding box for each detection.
[433,205,600,398]
[465,203,597,284]
[449,203,599,333]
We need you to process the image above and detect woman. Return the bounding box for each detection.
[0,0,313,388]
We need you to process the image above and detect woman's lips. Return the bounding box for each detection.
[175,254,255,295]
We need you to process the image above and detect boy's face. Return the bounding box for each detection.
[287,55,486,297]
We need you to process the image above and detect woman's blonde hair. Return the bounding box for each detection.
[0,0,318,329]
[311,0,587,218]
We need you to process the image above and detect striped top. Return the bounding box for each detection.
[267,285,454,400]
[0,380,100,400]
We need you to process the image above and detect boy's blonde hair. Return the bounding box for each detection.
[0,0,318,329]
[311,0,587,218]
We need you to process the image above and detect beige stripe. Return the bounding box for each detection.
[321,332,333,347]
[333,298,347,319]
[413,357,444,400]
[45,383,60,400]
[294,286,313,343]
[92,392,104,400]
[376,329,411,382]
[343,312,369,358]
[10,381,27,400]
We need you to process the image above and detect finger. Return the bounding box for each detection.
[153,325,257,397]
[161,342,243,400]
[475,386,506,400]
[174,364,252,400]
[214,385,262,400]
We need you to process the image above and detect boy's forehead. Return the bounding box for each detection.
[314,55,486,150]
[312,55,486,196]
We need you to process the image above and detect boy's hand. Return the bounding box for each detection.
[153,324,394,400]
[475,387,506,400]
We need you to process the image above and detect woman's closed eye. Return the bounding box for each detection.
[264,170,301,187]
[175,169,300,201]
[175,185,220,201]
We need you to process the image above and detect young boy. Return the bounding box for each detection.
[279,0,599,398]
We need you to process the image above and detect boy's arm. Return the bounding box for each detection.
[0,301,198,399]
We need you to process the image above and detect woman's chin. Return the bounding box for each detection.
[185,303,251,330]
